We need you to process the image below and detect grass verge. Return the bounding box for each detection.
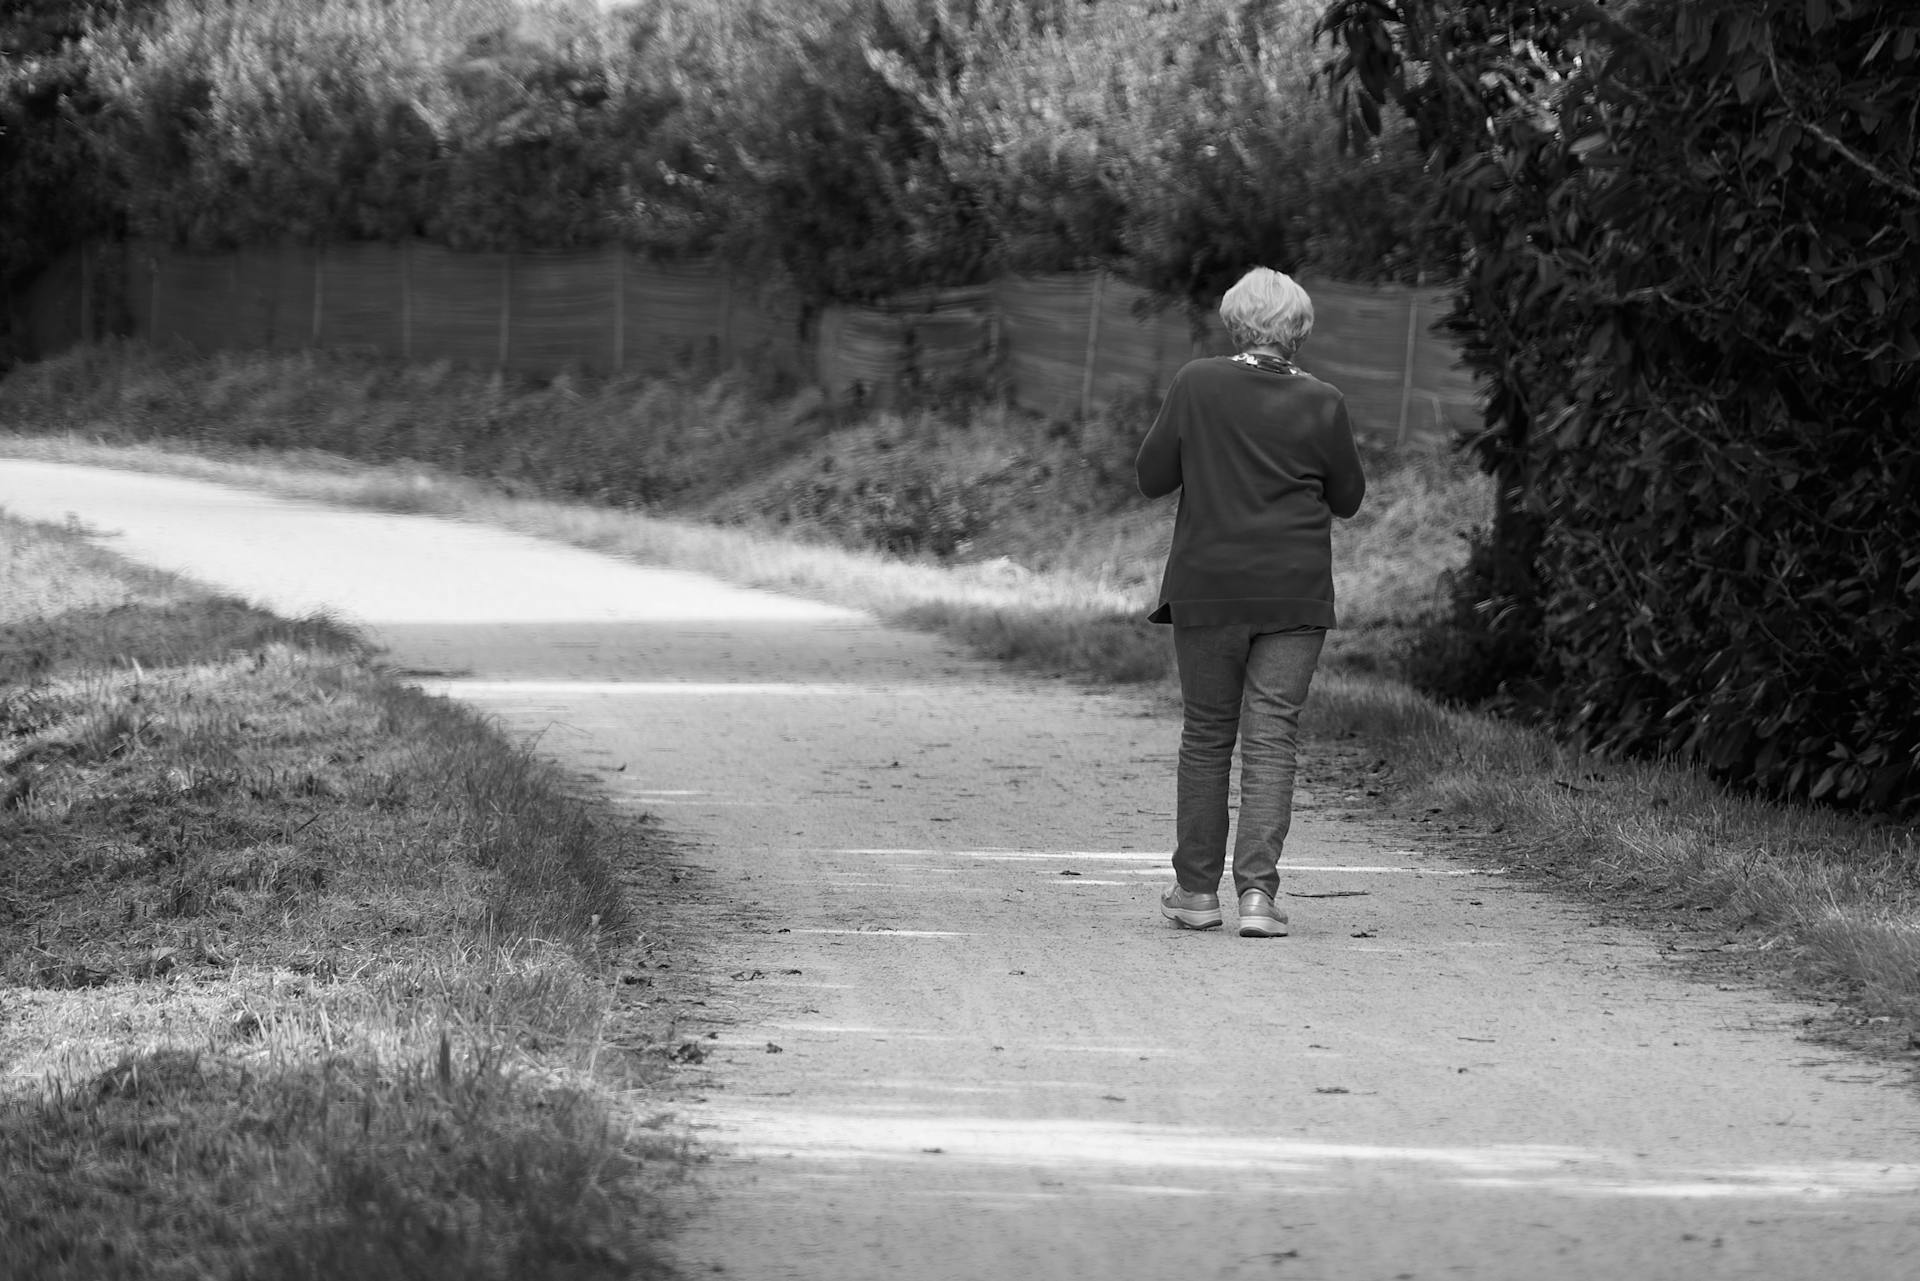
[2,343,1914,1057]
[0,511,691,1280]
[1308,675,1920,1038]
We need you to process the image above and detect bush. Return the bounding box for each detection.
[0,6,137,356]
[1323,0,1920,816]
[1402,523,1544,711]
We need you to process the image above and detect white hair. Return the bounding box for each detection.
[1219,268,1314,354]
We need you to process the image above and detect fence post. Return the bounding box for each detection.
[401,240,413,362]
[1397,292,1419,445]
[499,253,512,368]
[230,253,243,351]
[78,242,91,344]
[1080,270,1106,418]
[612,243,625,375]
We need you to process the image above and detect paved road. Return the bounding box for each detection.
[4,457,1918,1281]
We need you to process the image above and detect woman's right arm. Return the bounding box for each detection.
[1136,371,1188,498]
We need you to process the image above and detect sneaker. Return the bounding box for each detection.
[1160,885,1223,930]
[1237,889,1289,938]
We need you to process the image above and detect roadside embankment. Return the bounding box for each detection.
[0,511,690,1280]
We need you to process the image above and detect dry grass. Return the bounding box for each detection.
[1308,674,1920,1025]
[0,512,688,1280]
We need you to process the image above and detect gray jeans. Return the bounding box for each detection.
[1172,624,1325,899]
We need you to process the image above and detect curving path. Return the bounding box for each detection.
[3,457,1917,1281]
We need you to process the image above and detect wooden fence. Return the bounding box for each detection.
[16,240,1480,442]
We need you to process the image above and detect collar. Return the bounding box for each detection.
[1231,351,1299,375]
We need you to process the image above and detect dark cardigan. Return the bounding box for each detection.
[1135,356,1367,627]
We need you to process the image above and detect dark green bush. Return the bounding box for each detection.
[1401,523,1545,712]
[0,7,130,352]
[1324,0,1920,815]
[778,467,985,559]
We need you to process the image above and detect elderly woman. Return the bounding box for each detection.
[1137,268,1367,938]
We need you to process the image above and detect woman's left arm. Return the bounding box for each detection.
[1322,398,1367,519]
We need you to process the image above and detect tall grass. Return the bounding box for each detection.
[0,512,688,1278]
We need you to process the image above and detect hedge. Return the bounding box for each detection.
[1323,0,1920,816]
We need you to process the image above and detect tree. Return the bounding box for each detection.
[2,0,161,58]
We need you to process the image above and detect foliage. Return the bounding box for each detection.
[0,4,134,296]
[5,0,1460,328]
[694,0,994,304]
[894,0,1460,297]
[773,462,986,557]
[1401,522,1544,710]
[75,0,695,251]
[1322,0,1920,815]
[0,0,161,58]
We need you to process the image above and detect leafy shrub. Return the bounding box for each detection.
[704,1,994,303]
[1323,0,1920,815]
[1402,523,1544,711]
[0,5,135,347]
[775,465,984,558]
